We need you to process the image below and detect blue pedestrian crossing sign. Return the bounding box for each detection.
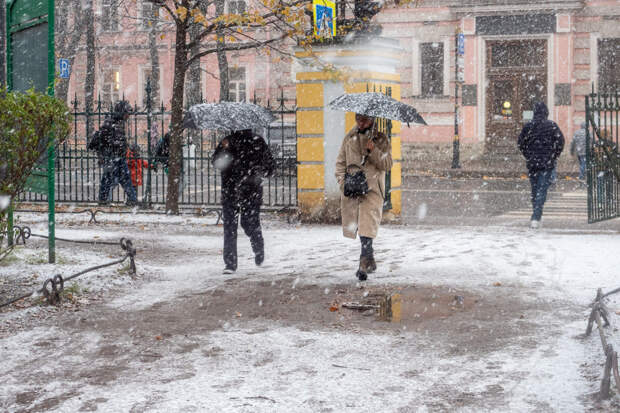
[58,58,70,79]
[457,33,465,56]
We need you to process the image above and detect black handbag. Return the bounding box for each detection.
[344,170,369,197]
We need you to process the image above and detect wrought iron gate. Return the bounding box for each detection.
[586,89,620,223]
[18,84,298,209]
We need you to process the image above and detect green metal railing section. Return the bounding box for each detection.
[18,82,298,209]
[585,88,620,223]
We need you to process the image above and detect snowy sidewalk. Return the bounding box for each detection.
[2,216,620,412]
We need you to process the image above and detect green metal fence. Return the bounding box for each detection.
[586,88,620,223]
[18,83,298,209]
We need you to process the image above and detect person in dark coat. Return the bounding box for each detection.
[154,127,186,195]
[518,102,565,228]
[212,129,275,273]
[88,100,138,206]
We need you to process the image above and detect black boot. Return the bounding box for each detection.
[356,269,368,281]
[255,250,264,266]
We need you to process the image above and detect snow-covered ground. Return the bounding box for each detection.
[1,213,619,412]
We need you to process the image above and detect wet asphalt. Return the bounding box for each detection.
[400,176,620,231]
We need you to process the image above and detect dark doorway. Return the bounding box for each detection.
[486,39,547,155]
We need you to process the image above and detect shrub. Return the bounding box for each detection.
[0,88,71,250]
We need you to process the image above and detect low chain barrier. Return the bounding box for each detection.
[585,287,620,399]
[14,204,299,225]
[0,236,136,308]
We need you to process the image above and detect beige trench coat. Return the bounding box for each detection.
[335,126,393,239]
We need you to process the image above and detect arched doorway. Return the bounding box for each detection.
[485,39,548,155]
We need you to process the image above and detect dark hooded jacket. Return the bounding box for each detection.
[518,102,565,172]
[88,101,132,159]
[212,129,276,200]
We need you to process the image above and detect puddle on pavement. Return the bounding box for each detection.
[337,286,477,324]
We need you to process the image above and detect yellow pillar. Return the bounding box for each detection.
[295,41,403,219]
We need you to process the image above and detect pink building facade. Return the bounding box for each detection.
[68,0,620,166]
[377,0,620,165]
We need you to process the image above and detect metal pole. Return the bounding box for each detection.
[146,77,152,207]
[47,0,55,263]
[452,28,461,169]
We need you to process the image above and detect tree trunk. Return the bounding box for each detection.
[54,0,85,103]
[84,0,95,113]
[148,7,160,106]
[215,0,229,102]
[186,21,203,106]
[165,19,188,214]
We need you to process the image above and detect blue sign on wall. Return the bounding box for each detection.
[457,34,465,56]
[58,58,70,79]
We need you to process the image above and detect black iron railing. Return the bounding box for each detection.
[18,82,298,208]
[586,88,620,223]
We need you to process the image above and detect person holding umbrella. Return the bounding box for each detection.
[335,114,393,281]
[212,129,275,273]
[184,102,277,274]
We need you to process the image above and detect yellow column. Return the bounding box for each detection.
[296,80,326,217]
[295,52,403,218]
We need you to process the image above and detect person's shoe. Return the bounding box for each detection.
[255,251,264,266]
[356,269,368,281]
[97,200,110,206]
[125,199,138,207]
[223,266,236,274]
[530,220,541,229]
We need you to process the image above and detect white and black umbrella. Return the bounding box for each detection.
[328,92,427,125]
[183,102,275,131]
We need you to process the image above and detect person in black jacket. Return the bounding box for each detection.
[88,100,138,206]
[212,129,275,273]
[518,102,565,228]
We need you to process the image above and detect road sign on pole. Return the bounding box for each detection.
[58,58,70,79]
[457,33,465,56]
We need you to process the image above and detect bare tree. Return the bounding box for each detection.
[55,0,87,103]
[84,0,95,113]
[149,0,311,214]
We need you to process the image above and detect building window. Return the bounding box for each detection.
[420,42,444,97]
[140,0,160,30]
[599,38,620,92]
[228,0,246,14]
[229,67,246,102]
[101,0,119,31]
[102,67,121,106]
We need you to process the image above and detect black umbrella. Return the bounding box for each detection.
[328,92,427,125]
[184,102,275,131]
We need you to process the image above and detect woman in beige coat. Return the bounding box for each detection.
[335,114,393,280]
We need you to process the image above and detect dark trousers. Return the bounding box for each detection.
[99,158,138,203]
[578,155,586,180]
[528,169,553,221]
[222,184,264,270]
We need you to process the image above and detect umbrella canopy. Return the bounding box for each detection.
[328,92,427,125]
[184,102,275,131]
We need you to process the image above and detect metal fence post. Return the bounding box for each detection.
[145,77,153,207]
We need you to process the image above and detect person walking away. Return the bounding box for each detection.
[518,102,564,229]
[212,129,275,274]
[335,114,393,281]
[154,127,186,196]
[570,122,587,181]
[87,100,138,206]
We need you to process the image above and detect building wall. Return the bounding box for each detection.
[66,0,620,173]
